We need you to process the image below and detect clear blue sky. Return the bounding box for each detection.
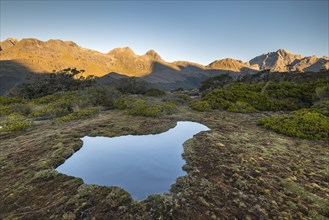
[1,0,328,64]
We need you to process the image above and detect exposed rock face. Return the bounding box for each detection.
[290,56,329,72]
[249,49,328,72]
[0,38,18,51]
[145,50,162,61]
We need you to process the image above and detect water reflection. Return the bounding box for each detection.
[56,121,209,200]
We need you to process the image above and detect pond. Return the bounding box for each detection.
[56,121,210,200]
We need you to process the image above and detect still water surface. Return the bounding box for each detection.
[56,121,209,200]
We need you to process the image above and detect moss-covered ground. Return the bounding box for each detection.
[0,108,328,219]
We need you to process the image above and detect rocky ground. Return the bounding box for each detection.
[0,109,328,219]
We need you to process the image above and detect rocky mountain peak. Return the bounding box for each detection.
[276,49,303,59]
[249,49,308,72]
[277,48,289,54]
[145,50,161,60]
[107,47,136,57]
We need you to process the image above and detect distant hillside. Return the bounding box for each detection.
[1,38,327,77]
[207,58,258,74]
[1,38,328,94]
[0,38,197,77]
[96,62,236,90]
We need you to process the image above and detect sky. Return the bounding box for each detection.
[1,0,328,65]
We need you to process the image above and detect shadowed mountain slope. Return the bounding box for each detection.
[1,38,328,93]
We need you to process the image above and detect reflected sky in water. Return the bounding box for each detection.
[56,121,209,200]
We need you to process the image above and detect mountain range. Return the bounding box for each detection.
[0,38,328,94]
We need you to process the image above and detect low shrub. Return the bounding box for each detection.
[316,84,329,100]
[312,99,329,117]
[30,105,72,119]
[59,107,99,122]
[83,87,120,108]
[114,97,132,110]
[0,105,12,116]
[227,101,257,113]
[203,89,235,110]
[161,93,191,105]
[0,97,27,116]
[145,88,166,97]
[190,101,212,112]
[127,100,161,117]
[200,74,233,92]
[0,96,23,105]
[0,113,32,132]
[30,95,75,119]
[116,78,149,94]
[201,80,328,112]
[10,103,32,116]
[33,93,64,105]
[159,102,177,114]
[258,109,329,140]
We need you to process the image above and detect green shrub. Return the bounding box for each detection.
[114,97,132,110]
[0,96,27,116]
[33,93,64,105]
[258,109,329,140]
[161,93,191,105]
[10,103,32,116]
[199,74,233,91]
[0,113,32,132]
[12,68,95,99]
[203,89,235,110]
[127,100,160,117]
[312,99,329,117]
[145,88,166,97]
[201,80,320,112]
[1,103,35,117]
[126,100,177,117]
[30,106,50,118]
[83,87,120,108]
[0,96,23,105]
[227,101,257,113]
[41,96,76,118]
[143,106,162,117]
[316,84,329,100]
[0,106,11,116]
[180,94,191,102]
[32,86,120,110]
[190,101,211,112]
[30,105,72,119]
[60,108,99,122]
[116,78,149,94]
[159,102,177,114]
[30,95,75,119]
